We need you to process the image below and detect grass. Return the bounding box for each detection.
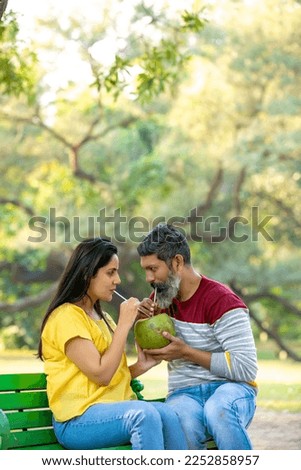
[1,348,301,413]
[255,359,301,412]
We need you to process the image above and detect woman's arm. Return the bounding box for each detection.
[65,298,139,386]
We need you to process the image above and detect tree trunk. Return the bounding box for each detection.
[0,0,8,20]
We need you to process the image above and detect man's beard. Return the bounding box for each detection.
[151,271,181,309]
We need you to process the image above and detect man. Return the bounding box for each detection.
[137,223,258,450]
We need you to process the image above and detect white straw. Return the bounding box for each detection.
[114,290,128,301]
[153,287,157,304]
[114,289,152,318]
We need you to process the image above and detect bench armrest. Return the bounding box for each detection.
[130,379,145,400]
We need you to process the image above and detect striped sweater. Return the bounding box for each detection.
[161,275,258,393]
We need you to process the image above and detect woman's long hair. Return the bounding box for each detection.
[37,237,118,360]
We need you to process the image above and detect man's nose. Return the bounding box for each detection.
[145,272,155,284]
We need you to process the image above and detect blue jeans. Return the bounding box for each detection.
[53,400,188,450]
[165,381,257,450]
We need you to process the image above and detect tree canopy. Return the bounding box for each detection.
[0,0,301,360]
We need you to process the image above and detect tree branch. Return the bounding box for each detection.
[0,283,58,313]
[248,307,301,362]
[242,291,301,319]
[0,198,34,216]
[89,116,139,142]
[1,110,138,183]
[230,282,301,362]
[0,112,73,148]
[182,165,229,243]
[233,166,246,214]
[36,116,73,148]
[1,252,66,284]
[0,0,8,21]
[187,165,224,220]
[259,192,301,229]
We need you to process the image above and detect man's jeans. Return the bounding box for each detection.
[166,381,257,450]
[53,399,188,450]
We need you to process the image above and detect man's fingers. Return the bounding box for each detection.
[162,331,175,340]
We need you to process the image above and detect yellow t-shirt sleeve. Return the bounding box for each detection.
[43,304,95,357]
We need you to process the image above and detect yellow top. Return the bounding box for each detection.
[42,303,134,422]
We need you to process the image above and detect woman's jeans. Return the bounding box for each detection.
[53,400,188,450]
[165,381,257,450]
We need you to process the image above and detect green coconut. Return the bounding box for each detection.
[134,313,176,349]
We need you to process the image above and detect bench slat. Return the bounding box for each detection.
[0,373,46,392]
[8,428,58,449]
[19,443,133,450]
[9,429,133,450]
[20,443,65,450]
[0,391,48,411]
[7,409,53,430]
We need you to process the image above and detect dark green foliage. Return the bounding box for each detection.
[0,12,37,102]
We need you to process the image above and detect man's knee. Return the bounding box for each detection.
[204,396,226,425]
[166,394,207,448]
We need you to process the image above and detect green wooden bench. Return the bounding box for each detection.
[0,372,217,450]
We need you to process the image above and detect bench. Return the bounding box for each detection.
[0,372,217,450]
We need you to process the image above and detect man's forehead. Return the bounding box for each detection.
[140,254,163,268]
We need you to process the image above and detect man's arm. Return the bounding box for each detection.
[210,309,258,382]
[142,309,257,383]
[143,331,212,370]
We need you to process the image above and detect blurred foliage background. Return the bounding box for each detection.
[0,0,301,362]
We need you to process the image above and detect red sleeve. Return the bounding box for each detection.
[206,291,247,324]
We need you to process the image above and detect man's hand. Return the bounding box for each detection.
[144,332,189,361]
[146,332,212,370]
[138,297,160,319]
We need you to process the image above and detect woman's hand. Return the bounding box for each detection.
[118,297,140,331]
[137,343,161,368]
[129,343,161,378]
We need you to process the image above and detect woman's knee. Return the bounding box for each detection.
[125,401,162,428]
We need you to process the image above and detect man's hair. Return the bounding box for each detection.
[137,223,191,265]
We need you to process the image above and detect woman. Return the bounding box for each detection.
[38,237,187,450]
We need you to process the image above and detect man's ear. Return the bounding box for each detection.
[172,254,185,272]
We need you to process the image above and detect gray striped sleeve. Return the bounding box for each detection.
[210,309,258,382]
